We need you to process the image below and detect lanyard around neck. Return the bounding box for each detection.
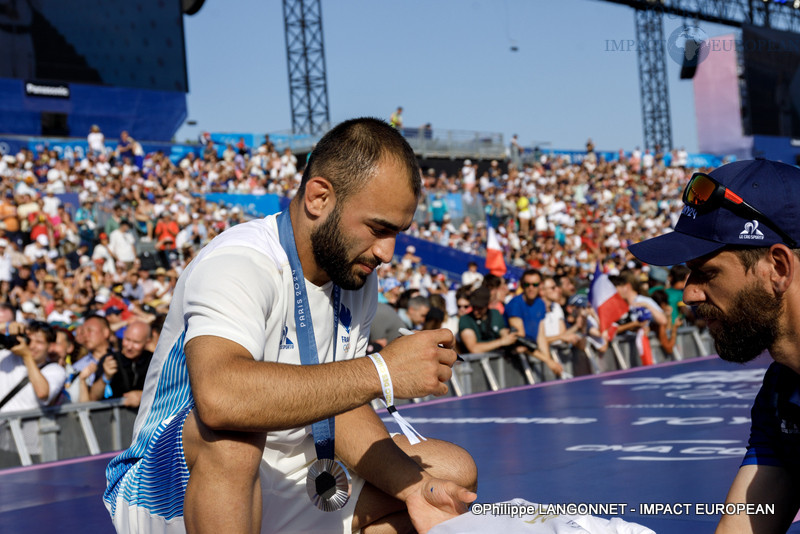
[277,210,341,461]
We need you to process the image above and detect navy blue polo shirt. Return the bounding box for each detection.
[742,362,800,476]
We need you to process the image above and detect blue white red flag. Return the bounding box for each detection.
[589,263,628,337]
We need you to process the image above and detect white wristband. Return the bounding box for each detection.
[367,352,426,445]
[368,351,395,406]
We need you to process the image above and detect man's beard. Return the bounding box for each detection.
[310,205,378,290]
[696,282,783,364]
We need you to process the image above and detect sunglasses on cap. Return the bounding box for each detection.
[683,172,797,248]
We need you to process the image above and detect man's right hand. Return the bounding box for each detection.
[78,361,97,381]
[379,328,458,399]
[102,356,119,380]
[499,330,518,347]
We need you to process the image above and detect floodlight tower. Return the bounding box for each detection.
[283,0,330,135]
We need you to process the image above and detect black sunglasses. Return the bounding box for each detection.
[520,282,540,288]
[683,172,797,248]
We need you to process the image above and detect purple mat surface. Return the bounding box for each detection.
[2,355,796,533]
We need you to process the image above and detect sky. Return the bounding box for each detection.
[175,0,735,153]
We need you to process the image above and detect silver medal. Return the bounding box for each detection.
[306,458,351,512]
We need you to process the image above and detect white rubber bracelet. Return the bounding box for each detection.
[367,352,426,445]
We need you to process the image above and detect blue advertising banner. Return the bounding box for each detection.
[396,233,524,282]
[209,133,256,151]
[545,149,726,168]
[201,193,281,219]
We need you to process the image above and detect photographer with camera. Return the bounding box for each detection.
[68,314,119,403]
[0,320,65,461]
[88,321,152,408]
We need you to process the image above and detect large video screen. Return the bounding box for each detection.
[0,0,187,93]
[741,24,800,138]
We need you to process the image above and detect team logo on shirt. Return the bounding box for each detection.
[279,325,294,350]
[780,419,800,434]
[340,304,352,353]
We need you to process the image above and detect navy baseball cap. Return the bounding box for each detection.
[629,159,800,266]
[567,294,589,308]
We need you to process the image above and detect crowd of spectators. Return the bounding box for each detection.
[371,143,709,380]
[0,131,304,424]
[0,127,707,459]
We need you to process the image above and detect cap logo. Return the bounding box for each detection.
[739,220,764,241]
[681,205,698,219]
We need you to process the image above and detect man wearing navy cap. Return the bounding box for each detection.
[629,159,800,533]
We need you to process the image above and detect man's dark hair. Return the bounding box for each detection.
[395,288,420,311]
[469,286,491,308]
[481,274,504,291]
[651,289,669,308]
[84,313,111,330]
[28,321,56,343]
[521,269,541,281]
[554,274,573,290]
[296,117,421,203]
[611,270,641,293]
[455,285,472,301]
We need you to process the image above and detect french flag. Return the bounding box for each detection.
[485,225,507,277]
[636,329,654,366]
[589,263,628,337]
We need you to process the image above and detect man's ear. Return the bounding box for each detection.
[768,244,795,294]
[302,177,334,219]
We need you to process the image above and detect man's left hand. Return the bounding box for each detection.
[406,477,476,534]
[122,390,142,408]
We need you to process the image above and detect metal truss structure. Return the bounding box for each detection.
[277,1,800,143]
[282,0,330,135]
[600,0,800,151]
[603,1,800,32]
[635,8,673,151]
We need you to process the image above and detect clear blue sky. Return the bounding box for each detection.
[176,0,734,153]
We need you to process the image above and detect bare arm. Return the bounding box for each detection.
[77,362,97,403]
[186,328,457,432]
[89,355,117,401]
[335,405,475,532]
[716,465,800,534]
[9,324,49,401]
[638,300,668,326]
[507,316,525,338]
[336,405,427,501]
[18,350,49,401]
[544,318,581,346]
[459,327,516,355]
[525,321,563,376]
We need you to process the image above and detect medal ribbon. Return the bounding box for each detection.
[277,209,341,462]
[367,352,426,445]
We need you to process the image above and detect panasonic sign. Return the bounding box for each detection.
[25,81,70,99]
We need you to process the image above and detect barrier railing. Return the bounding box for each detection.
[1,327,715,469]
[0,398,134,469]
[398,326,715,403]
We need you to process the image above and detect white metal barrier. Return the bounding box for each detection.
[0,398,132,468]
[1,327,715,468]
